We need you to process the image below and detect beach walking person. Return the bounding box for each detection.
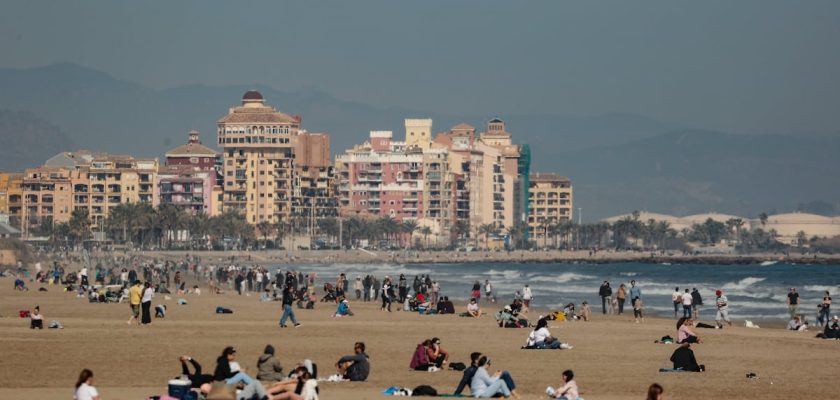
[817,291,831,326]
[671,287,682,318]
[522,285,533,313]
[599,281,612,315]
[279,286,301,328]
[431,281,440,304]
[545,369,578,400]
[75,369,100,400]
[616,283,627,314]
[691,288,703,320]
[127,280,142,325]
[472,280,482,301]
[629,280,641,304]
[682,289,692,318]
[381,279,393,312]
[485,280,494,303]
[715,289,732,328]
[398,274,408,303]
[354,277,362,299]
[787,288,800,320]
[141,282,154,325]
[633,296,644,323]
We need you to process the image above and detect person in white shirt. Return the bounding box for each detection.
[74,369,100,400]
[141,282,154,325]
[546,369,579,400]
[525,318,571,349]
[671,287,682,318]
[681,288,693,318]
[522,285,533,313]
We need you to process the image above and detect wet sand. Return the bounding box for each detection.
[0,278,835,400]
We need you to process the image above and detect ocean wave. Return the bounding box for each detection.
[722,277,766,291]
[528,273,596,284]
[619,272,637,277]
[802,285,840,293]
[487,269,524,280]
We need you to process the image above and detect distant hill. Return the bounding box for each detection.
[0,63,836,219]
[0,109,75,171]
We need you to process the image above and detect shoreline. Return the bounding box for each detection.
[117,249,840,266]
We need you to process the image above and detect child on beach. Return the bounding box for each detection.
[633,297,644,323]
[546,369,580,400]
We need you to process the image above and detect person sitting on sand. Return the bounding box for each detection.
[525,318,570,349]
[426,337,449,368]
[677,318,701,344]
[30,305,44,329]
[260,288,272,302]
[466,298,481,317]
[496,305,522,328]
[670,343,704,372]
[454,352,482,396]
[336,342,369,381]
[213,346,257,386]
[787,315,808,331]
[470,356,520,399]
[818,315,840,339]
[437,296,455,314]
[75,369,100,400]
[14,277,28,291]
[546,369,579,400]
[334,298,354,317]
[155,304,167,318]
[179,355,214,388]
[409,340,437,371]
[257,344,285,382]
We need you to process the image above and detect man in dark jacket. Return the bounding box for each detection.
[454,352,482,395]
[691,288,703,319]
[279,286,301,328]
[336,342,370,381]
[670,343,703,372]
[599,281,612,314]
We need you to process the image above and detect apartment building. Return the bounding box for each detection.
[527,172,573,243]
[0,172,23,226]
[72,155,158,229]
[155,130,222,215]
[217,91,300,224]
[292,132,338,227]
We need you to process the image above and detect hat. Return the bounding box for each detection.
[715,290,722,296]
[222,346,236,356]
[833,315,838,320]
[504,305,512,311]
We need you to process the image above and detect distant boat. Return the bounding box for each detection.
[760,261,777,266]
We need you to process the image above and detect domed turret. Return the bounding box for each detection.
[242,90,265,106]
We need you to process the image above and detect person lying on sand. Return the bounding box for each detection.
[178,355,214,388]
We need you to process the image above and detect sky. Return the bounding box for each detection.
[2,0,839,136]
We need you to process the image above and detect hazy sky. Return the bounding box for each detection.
[2,0,839,135]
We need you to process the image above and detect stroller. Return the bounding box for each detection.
[320,283,337,303]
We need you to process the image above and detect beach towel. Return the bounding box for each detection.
[658,368,688,373]
[48,320,63,329]
[19,310,30,318]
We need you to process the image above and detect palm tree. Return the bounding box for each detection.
[478,224,496,249]
[256,221,274,247]
[420,226,433,249]
[68,209,91,245]
[759,212,769,227]
[402,220,419,249]
[451,220,470,247]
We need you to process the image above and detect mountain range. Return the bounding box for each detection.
[1,63,837,220]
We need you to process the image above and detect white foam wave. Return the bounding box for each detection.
[528,273,596,284]
[722,277,766,291]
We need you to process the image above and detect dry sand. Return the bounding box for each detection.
[0,278,835,400]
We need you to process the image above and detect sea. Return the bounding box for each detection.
[275,261,840,321]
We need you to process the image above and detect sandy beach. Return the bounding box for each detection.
[1,274,836,400]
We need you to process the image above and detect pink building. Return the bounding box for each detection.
[155,131,221,215]
[165,130,219,172]
[336,131,424,221]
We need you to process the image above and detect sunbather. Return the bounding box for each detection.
[179,355,214,388]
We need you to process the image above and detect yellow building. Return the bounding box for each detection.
[217,91,300,224]
[0,172,24,226]
[528,173,573,244]
[20,166,74,236]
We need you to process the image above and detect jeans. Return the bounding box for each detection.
[226,371,254,386]
[818,306,830,325]
[601,296,609,314]
[617,298,625,314]
[279,304,298,326]
[673,302,680,315]
[498,371,516,391]
[363,286,370,301]
[477,379,511,398]
[237,380,269,400]
[536,341,561,349]
[683,305,691,318]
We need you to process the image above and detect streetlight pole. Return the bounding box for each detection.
[578,208,582,225]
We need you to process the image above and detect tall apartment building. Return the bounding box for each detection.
[20,167,73,235]
[292,133,338,228]
[336,130,425,221]
[527,173,573,243]
[217,91,301,224]
[0,172,23,226]
[155,130,222,215]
